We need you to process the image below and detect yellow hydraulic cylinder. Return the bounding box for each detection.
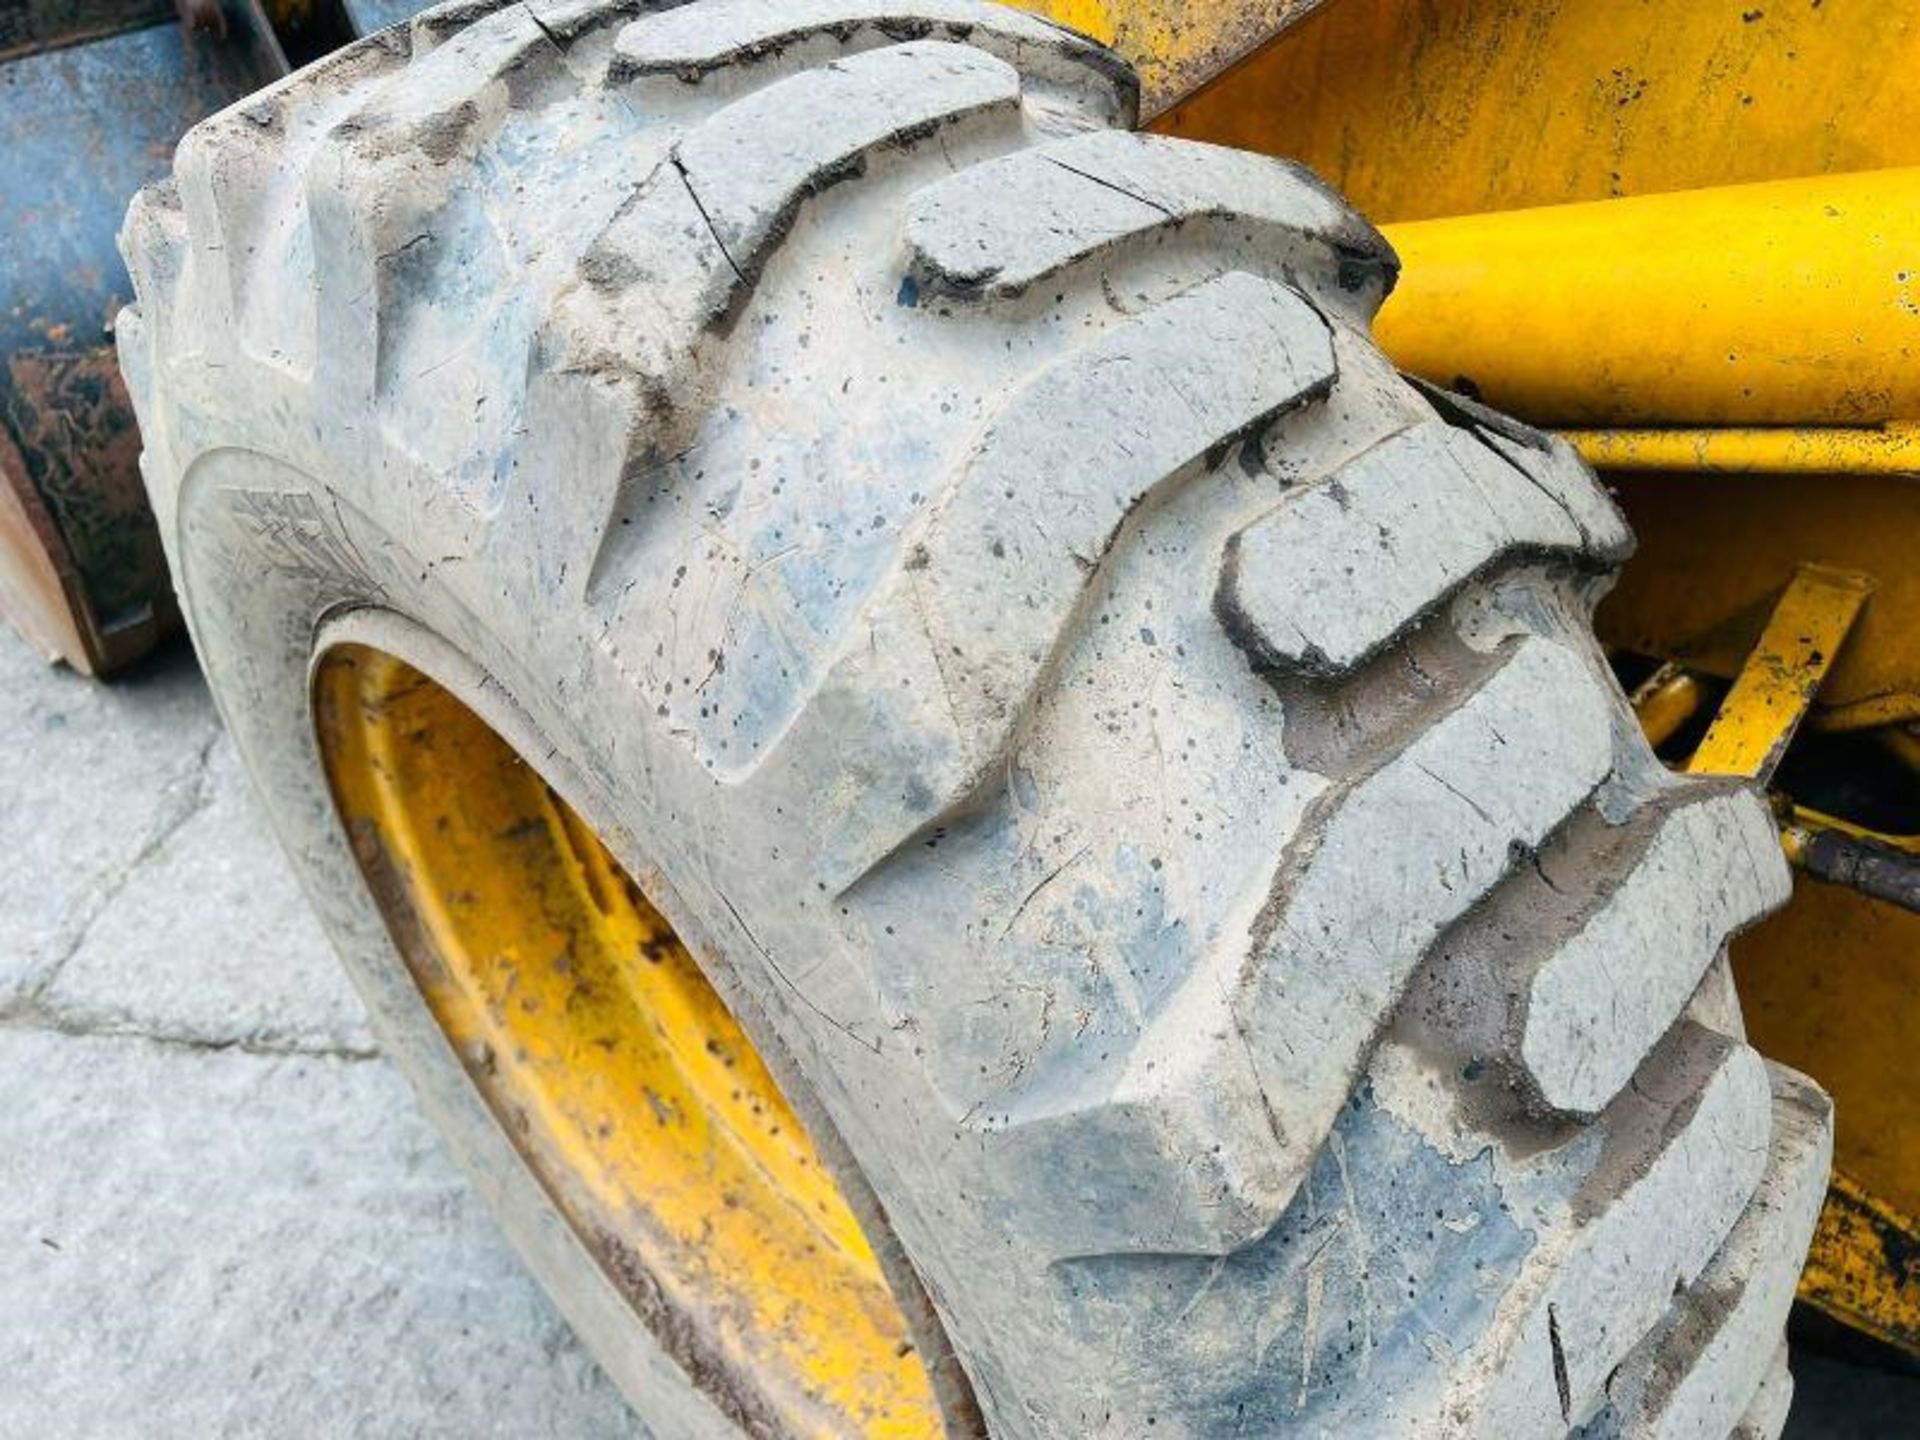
[1377,168,1920,428]
[1628,664,1706,752]
[1565,423,1920,477]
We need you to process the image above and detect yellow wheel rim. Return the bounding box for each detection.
[315,644,941,1436]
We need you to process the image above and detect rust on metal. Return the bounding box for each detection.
[0,347,174,672]
[0,0,356,671]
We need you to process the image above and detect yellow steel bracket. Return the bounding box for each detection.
[1685,565,1875,785]
[1799,1172,1920,1356]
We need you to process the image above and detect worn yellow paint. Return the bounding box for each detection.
[1152,0,1920,221]
[1686,565,1874,783]
[1566,424,1920,476]
[1041,0,1116,44]
[1735,873,1920,1239]
[1007,0,1325,117]
[1373,169,1920,428]
[1733,878,1920,1356]
[1799,1171,1920,1355]
[314,647,939,1438]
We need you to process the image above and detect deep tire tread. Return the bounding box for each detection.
[120,4,1828,1434]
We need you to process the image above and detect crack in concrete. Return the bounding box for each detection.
[20,727,222,1007]
[0,1008,381,1064]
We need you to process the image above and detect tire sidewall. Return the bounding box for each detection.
[171,444,968,1436]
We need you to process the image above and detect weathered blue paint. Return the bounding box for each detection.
[0,21,258,666]
[342,0,437,36]
[0,24,250,361]
[0,4,432,669]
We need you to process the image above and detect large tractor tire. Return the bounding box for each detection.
[119,1,1832,1434]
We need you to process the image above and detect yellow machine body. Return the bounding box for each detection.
[1002,0,1920,1355]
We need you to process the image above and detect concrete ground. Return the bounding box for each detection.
[0,620,1909,1437]
[1,627,642,1438]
